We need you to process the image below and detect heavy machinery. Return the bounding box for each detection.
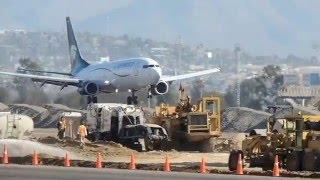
[83,103,169,151]
[228,105,320,171]
[86,103,145,141]
[118,124,168,151]
[152,88,221,151]
[0,111,34,139]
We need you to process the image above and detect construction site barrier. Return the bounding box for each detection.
[236,153,243,175]
[2,145,319,178]
[32,150,39,166]
[163,155,171,172]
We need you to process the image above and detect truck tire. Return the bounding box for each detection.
[262,150,274,171]
[287,150,303,171]
[228,150,243,171]
[302,150,315,171]
[314,151,320,171]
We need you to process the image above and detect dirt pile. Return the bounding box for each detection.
[203,133,245,152]
[0,139,77,159]
[212,138,238,152]
[37,136,60,144]
[36,136,135,160]
[222,107,271,132]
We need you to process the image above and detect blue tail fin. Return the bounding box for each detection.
[66,17,89,75]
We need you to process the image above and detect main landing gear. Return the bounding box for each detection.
[87,95,98,104]
[127,90,138,105]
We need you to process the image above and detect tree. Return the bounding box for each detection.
[13,58,49,104]
[0,87,10,103]
[225,64,283,110]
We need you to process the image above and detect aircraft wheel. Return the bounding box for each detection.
[87,96,92,104]
[133,96,138,105]
[92,96,98,103]
[127,96,133,105]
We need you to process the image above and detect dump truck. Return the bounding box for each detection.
[84,103,169,151]
[152,88,221,151]
[228,105,320,171]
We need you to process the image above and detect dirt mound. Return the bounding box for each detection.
[95,141,124,148]
[212,138,237,152]
[37,136,60,144]
[0,139,77,158]
[222,107,271,132]
[202,135,240,153]
[36,135,135,160]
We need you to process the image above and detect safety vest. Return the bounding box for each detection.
[58,119,66,129]
[78,125,87,136]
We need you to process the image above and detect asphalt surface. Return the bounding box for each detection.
[0,165,303,180]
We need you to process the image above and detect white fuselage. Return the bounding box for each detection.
[75,58,161,93]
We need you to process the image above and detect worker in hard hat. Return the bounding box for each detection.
[57,117,66,140]
[78,121,88,148]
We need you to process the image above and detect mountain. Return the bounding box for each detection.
[0,0,320,56]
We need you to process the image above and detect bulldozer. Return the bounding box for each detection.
[228,105,320,171]
[152,87,221,151]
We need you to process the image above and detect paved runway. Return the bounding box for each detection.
[0,165,298,180]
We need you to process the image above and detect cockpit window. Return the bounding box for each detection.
[143,65,159,68]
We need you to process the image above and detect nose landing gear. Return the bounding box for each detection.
[147,90,152,108]
[127,90,138,105]
[87,95,98,104]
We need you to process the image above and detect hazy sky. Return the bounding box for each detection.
[0,0,320,57]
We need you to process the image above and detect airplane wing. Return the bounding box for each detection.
[0,71,80,86]
[17,68,72,76]
[161,68,220,82]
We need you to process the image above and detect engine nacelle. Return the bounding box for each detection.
[151,81,169,95]
[78,81,99,95]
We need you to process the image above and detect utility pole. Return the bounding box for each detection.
[234,44,241,107]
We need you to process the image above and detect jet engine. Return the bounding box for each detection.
[151,80,169,95]
[78,81,99,95]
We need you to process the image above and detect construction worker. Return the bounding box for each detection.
[57,117,66,139]
[78,122,88,148]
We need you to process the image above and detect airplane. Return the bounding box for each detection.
[0,17,220,105]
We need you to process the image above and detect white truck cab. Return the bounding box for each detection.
[86,103,146,141]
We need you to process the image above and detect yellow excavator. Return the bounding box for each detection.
[229,105,320,171]
[152,86,221,151]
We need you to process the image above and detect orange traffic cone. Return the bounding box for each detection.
[96,152,102,168]
[129,153,136,170]
[200,157,207,173]
[32,150,39,166]
[163,155,171,172]
[236,153,243,175]
[2,145,8,164]
[64,152,71,167]
[273,155,280,177]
